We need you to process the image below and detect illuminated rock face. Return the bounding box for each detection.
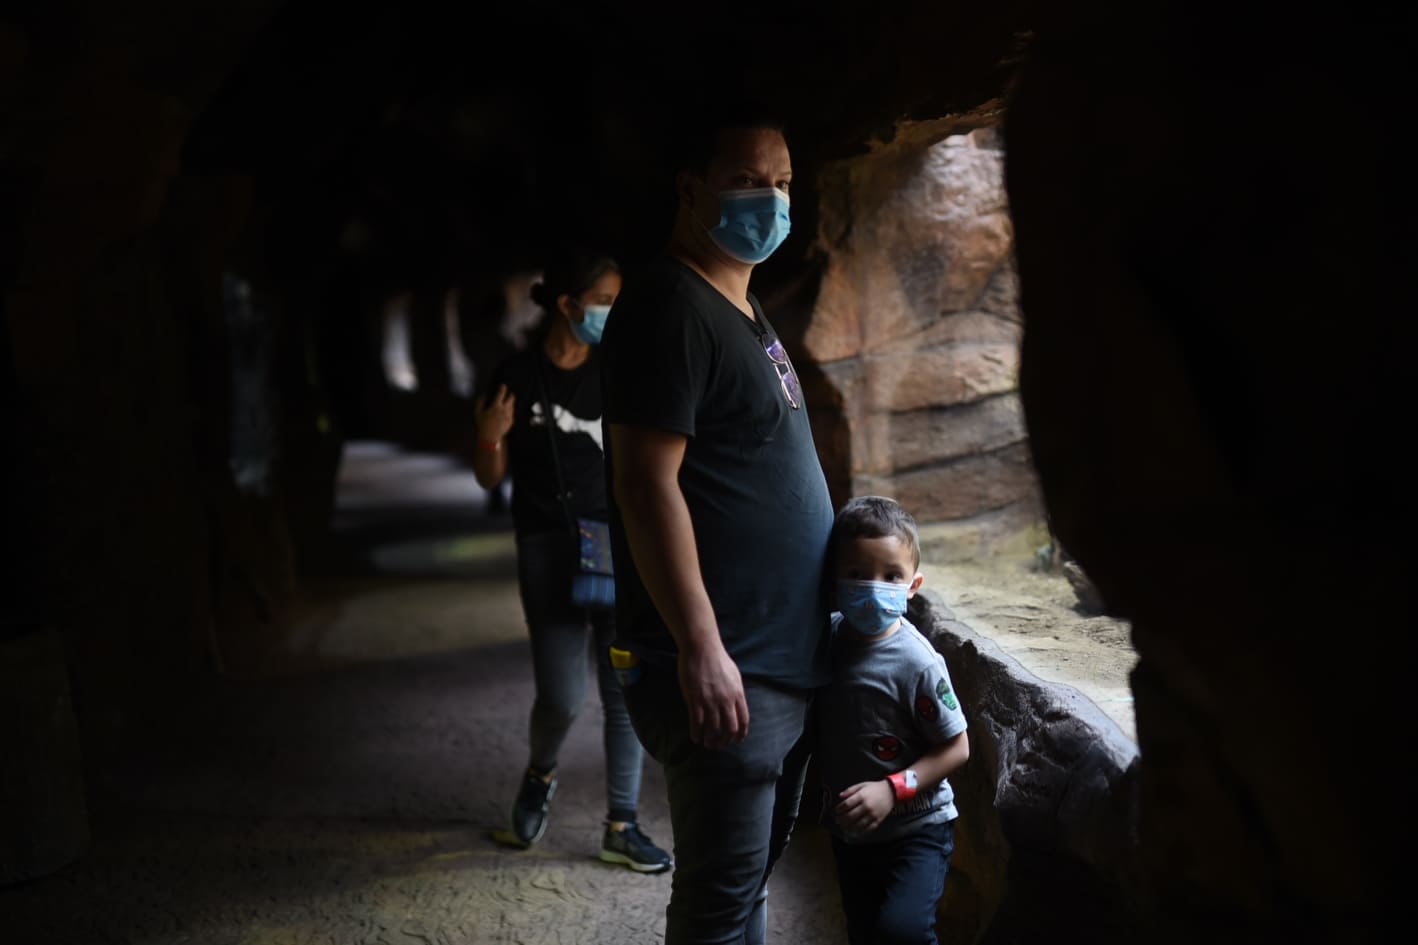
[803,123,1043,542]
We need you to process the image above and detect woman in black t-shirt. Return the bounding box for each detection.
[472,248,670,873]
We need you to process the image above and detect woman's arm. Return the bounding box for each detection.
[472,383,514,489]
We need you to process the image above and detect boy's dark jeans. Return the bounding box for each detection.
[622,660,812,945]
[831,818,954,945]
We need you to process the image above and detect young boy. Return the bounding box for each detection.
[815,496,971,945]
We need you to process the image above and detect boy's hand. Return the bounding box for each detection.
[835,779,896,834]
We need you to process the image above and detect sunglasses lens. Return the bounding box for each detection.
[762,336,800,408]
[783,372,801,404]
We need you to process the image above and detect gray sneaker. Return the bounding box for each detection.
[508,770,557,847]
[599,823,672,873]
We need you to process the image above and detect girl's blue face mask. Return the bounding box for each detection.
[705,187,792,264]
[837,579,910,637]
[571,304,611,345]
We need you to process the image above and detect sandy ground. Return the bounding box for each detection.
[920,557,1138,742]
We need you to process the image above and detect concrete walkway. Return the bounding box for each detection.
[3,441,845,945]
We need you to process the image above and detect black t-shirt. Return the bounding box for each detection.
[601,256,834,690]
[486,346,607,535]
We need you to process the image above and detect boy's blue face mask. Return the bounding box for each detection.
[837,580,910,637]
[705,187,792,264]
[571,304,611,345]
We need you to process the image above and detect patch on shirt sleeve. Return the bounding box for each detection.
[915,694,939,722]
[936,677,959,712]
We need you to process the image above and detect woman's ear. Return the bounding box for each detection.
[675,169,696,209]
[557,293,580,322]
[907,572,925,598]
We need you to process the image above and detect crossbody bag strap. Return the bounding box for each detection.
[531,353,579,539]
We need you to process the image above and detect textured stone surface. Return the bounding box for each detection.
[804,124,1042,528]
[883,394,1028,470]
[862,341,1020,413]
[805,137,1016,364]
[854,442,1039,521]
[0,628,89,884]
[1006,4,1414,940]
[908,589,1141,945]
[875,307,1023,354]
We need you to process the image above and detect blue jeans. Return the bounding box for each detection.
[516,529,643,821]
[623,660,812,945]
[831,819,955,945]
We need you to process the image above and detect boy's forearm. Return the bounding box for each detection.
[899,731,970,792]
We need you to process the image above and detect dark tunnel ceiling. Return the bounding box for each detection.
[169,0,1030,286]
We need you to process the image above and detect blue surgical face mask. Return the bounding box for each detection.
[571,303,611,345]
[704,186,791,264]
[837,579,909,637]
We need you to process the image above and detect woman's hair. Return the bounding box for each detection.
[529,246,620,312]
[830,495,922,570]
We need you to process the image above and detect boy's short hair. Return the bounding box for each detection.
[830,496,922,570]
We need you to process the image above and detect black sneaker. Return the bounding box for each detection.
[508,770,557,847]
[599,822,673,873]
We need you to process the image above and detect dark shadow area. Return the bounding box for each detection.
[0,440,845,943]
[4,0,1414,941]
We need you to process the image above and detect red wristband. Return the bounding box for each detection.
[477,438,500,452]
[888,770,918,802]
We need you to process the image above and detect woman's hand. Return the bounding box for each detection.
[476,384,516,442]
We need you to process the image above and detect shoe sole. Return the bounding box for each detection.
[489,827,533,849]
[599,850,673,874]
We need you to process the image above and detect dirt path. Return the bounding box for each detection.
[3,442,1135,943]
[2,443,844,945]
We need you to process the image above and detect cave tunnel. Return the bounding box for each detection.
[2,2,1413,943]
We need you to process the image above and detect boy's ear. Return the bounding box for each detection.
[907,572,925,598]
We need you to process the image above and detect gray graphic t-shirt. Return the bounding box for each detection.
[815,615,968,844]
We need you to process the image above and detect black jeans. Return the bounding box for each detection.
[622,660,813,945]
[831,819,955,945]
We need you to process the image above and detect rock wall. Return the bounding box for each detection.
[1005,4,1414,940]
[803,112,1044,543]
[908,589,1140,944]
[0,9,335,765]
